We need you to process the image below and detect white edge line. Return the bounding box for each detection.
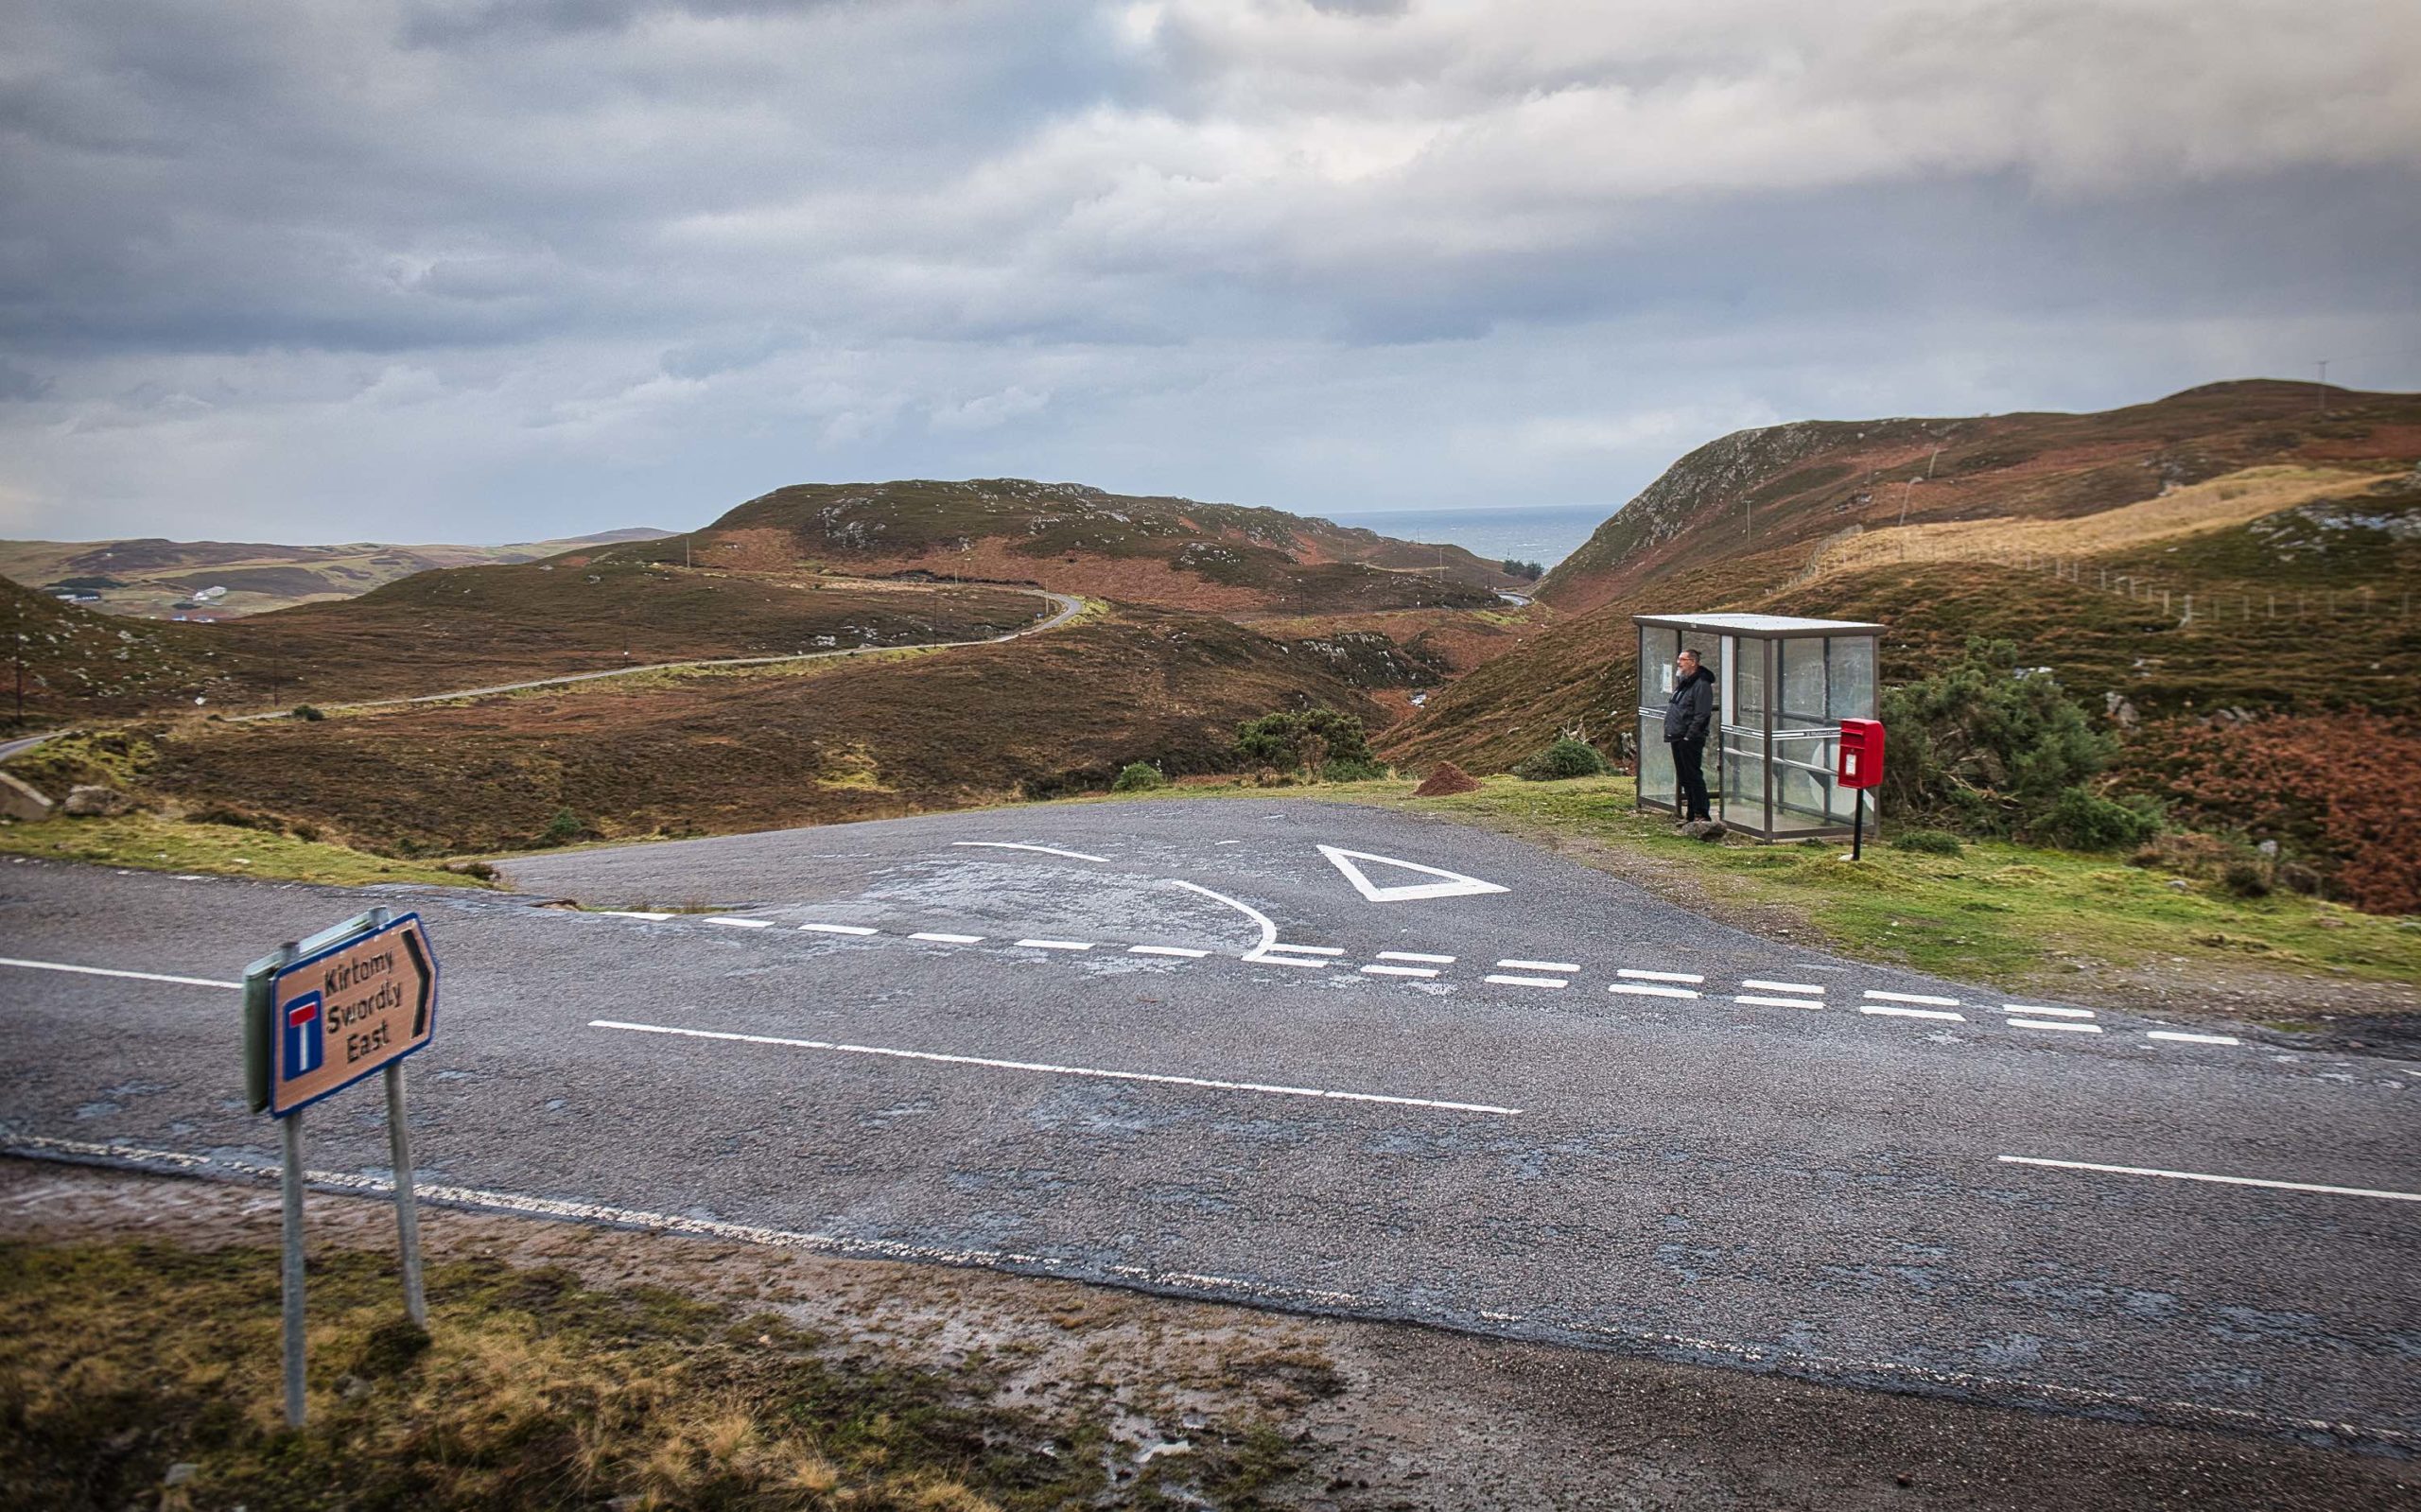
[1741,980,1821,994]
[1996,1155,2421,1204]
[2147,1031,2240,1046]
[1863,989,1959,1006]
[1361,965,1438,978]
[589,1018,1521,1116]
[1376,951,1455,964]
[1485,974,1568,988]
[1618,968,1704,983]
[950,842,1112,863]
[2010,1019,2104,1034]
[2002,1004,2095,1018]
[0,957,242,991]
[1014,938,1093,951]
[1609,982,1698,999]
[798,923,879,936]
[1498,959,1581,973]
[1128,945,1210,958]
[1859,1005,1966,1021]
[1735,995,1825,1010]
[910,932,985,944]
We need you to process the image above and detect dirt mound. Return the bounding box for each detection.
[1413,761,1481,796]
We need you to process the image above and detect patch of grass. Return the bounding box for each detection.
[1064,775,2421,997]
[0,1238,1225,1512]
[0,813,483,888]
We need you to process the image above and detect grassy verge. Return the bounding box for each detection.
[0,814,483,889]
[0,1239,1298,1512]
[1071,775,2421,1003]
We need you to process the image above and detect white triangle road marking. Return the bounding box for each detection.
[1315,844,1509,903]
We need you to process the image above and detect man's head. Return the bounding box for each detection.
[1677,648,1700,679]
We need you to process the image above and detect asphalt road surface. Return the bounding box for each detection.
[4,798,2415,1451]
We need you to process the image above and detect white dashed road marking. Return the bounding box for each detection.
[1619,968,1704,984]
[590,1018,1523,1116]
[707,916,774,930]
[1486,974,1568,989]
[1255,955,1328,969]
[1736,995,1824,1010]
[0,957,241,991]
[1861,1005,1966,1022]
[799,923,879,936]
[911,932,984,944]
[2012,1019,2104,1034]
[1864,990,1960,1007]
[1014,939,1093,951]
[596,910,674,921]
[1128,945,1210,959]
[2147,1031,2240,1046]
[1498,959,1580,973]
[1742,980,1821,995]
[1610,982,1698,999]
[1997,1155,2421,1204]
[950,842,1112,863]
[2003,1004,2094,1018]
[1362,965,1439,979]
[1265,944,1345,956]
[1377,951,1456,964]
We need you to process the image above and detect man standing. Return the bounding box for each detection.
[1663,647,1716,823]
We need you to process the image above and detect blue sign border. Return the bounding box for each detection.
[267,911,440,1118]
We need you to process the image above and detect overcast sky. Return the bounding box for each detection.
[4,1,2418,544]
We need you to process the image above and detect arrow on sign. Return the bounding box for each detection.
[1316,844,1508,903]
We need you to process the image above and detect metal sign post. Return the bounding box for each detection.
[245,908,441,1426]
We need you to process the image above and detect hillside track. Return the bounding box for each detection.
[5,799,2415,1451]
[224,586,1085,722]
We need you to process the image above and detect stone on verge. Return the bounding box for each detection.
[0,772,53,822]
[64,784,134,818]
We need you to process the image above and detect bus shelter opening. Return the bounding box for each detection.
[1633,612,1884,842]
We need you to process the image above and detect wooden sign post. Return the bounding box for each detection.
[245,908,440,1427]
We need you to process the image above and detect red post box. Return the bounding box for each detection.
[1837,718,1886,791]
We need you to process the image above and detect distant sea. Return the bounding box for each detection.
[1327,503,1608,570]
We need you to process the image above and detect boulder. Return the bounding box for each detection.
[0,772,53,822]
[1413,761,1482,797]
[1680,819,1730,842]
[64,785,134,818]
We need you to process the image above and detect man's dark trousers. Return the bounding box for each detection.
[1671,737,1711,821]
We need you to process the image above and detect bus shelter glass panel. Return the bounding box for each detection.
[1824,634,1878,822]
[1635,623,1680,811]
[1718,637,1766,829]
[1770,636,1837,833]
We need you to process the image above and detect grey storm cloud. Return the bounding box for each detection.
[1,0,2417,542]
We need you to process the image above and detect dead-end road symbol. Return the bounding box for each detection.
[1316,844,1509,903]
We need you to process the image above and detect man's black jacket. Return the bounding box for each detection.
[1663,664,1715,744]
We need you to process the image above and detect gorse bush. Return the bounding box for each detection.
[1233,708,1373,775]
[1111,761,1166,792]
[1320,757,1386,783]
[539,808,583,845]
[1880,637,2150,848]
[1512,738,1607,781]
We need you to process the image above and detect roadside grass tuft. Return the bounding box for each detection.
[0,1239,1307,1512]
[0,812,482,889]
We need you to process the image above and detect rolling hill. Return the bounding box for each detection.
[600,478,1518,613]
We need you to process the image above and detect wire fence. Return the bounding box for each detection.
[2009,550,2413,625]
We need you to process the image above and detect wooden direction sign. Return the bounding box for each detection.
[246,911,439,1117]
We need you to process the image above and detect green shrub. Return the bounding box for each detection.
[292,704,325,721]
[539,808,584,845]
[2221,860,2272,898]
[2029,790,2161,851]
[1233,708,1373,774]
[1320,757,1386,783]
[1512,738,1607,781]
[1891,828,1965,856]
[1111,761,1166,792]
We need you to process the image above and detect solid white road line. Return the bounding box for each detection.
[1264,944,1345,956]
[910,932,985,944]
[950,842,1111,863]
[1128,945,1210,958]
[1618,968,1704,983]
[1735,995,1824,1010]
[1864,989,1959,1006]
[1499,959,1581,974]
[1609,982,1698,999]
[0,957,242,991]
[2010,1019,2104,1034]
[2002,1003,2094,1018]
[589,1018,1523,1116]
[1860,1004,1965,1021]
[707,916,774,929]
[1996,1155,2421,1204]
[1361,965,1439,979]
[2147,1031,2241,1046]
[1377,951,1456,964]
[1742,979,1821,995]
[1014,938,1093,951]
[798,923,879,936]
[1486,973,1568,988]
[595,910,674,921]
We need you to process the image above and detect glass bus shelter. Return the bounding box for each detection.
[1633,613,1884,842]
